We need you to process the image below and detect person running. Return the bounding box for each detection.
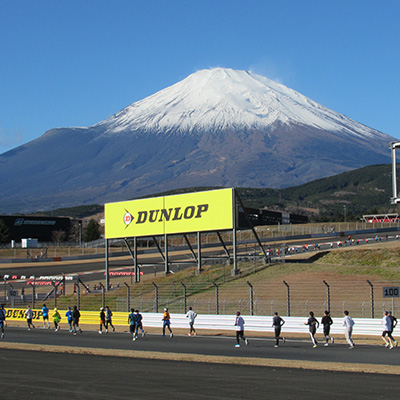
[162,308,173,338]
[128,308,138,341]
[0,304,6,339]
[53,308,61,332]
[343,310,355,349]
[65,307,73,332]
[388,311,398,347]
[42,303,50,329]
[25,305,35,330]
[72,306,82,335]
[234,311,249,347]
[305,311,319,348]
[272,311,285,347]
[186,307,197,336]
[105,306,115,332]
[321,310,334,346]
[382,311,394,349]
[99,307,106,334]
[135,310,145,338]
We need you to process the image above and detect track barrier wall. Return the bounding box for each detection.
[5,309,390,336]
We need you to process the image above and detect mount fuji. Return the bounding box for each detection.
[0,67,395,213]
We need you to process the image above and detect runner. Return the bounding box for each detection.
[135,310,145,338]
[381,311,394,349]
[388,311,398,347]
[25,305,35,330]
[53,308,61,332]
[42,303,50,329]
[99,307,106,334]
[321,310,334,346]
[304,311,319,348]
[272,311,285,348]
[162,307,173,338]
[343,310,355,349]
[186,306,197,336]
[105,306,115,332]
[234,311,249,347]
[72,305,82,335]
[128,308,138,341]
[0,304,6,338]
[65,307,73,332]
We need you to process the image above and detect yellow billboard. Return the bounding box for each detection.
[105,188,234,239]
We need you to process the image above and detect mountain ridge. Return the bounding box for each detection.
[0,68,395,213]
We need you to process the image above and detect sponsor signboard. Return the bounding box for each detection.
[105,188,234,239]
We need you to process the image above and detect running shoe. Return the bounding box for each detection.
[245,339,249,346]
[324,343,329,347]
[170,333,173,338]
[385,342,390,348]
[188,333,192,336]
[1,333,4,339]
[313,344,318,348]
[133,337,136,341]
[142,331,145,338]
[274,345,278,348]
[349,345,354,349]
[331,337,334,344]
[99,331,102,334]
[390,345,394,349]
[282,337,286,343]
[194,332,197,336]
[235,344,240,347]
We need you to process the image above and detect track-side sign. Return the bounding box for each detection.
[105,188,234,239]
[383,286,400,298]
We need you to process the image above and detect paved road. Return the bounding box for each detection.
[1,328,399,399]
[2,326,400,367]
[1,348,398,400]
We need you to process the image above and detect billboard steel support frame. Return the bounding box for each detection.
[104,187,271,282]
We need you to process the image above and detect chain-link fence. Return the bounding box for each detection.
[3,278,397,319]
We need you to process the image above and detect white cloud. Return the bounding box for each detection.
[0,127,25,153]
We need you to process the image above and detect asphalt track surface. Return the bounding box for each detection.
[1,230,396,279]
[1,327,400,399]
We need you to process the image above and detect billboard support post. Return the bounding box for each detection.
[197,231,202,273]
[105,239,109,291]
[164,234,170,275]
[232,189,238,275]
[134,237,138,283]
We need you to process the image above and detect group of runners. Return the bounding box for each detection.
[0,303,397,350]
[236,309,398,349]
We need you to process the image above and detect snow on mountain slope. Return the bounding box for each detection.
[96,67,386,140]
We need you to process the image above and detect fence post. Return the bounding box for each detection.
[52,281,57,309]
[152,282,158,313]
[212,282,219,315]
[99,282,105,309]
[367,280,374,318]
[323,280,330,312]
[283,280,290,316]
[3,279,7,307]
[181,282,187,313]
[76,283,80,310]
[124,282,130,312]
[247,281,254,316]
[32,277,36,309]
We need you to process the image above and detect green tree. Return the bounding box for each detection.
[0,219,10,243]
[83,219,101,242]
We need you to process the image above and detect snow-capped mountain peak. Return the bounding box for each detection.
[96,67,384,140]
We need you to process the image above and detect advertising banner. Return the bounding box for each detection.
[105,188,234,239]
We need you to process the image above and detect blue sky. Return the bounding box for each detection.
[1,1,399,154]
